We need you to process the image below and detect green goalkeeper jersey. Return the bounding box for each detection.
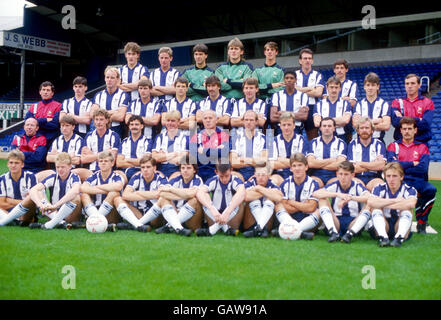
[181,65,214,102]
[252,63,285,101]
[215,60,254,99]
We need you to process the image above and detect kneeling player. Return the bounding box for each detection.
[15,153,81,230]
[80,151,125,231]
[195,163,246,236]
[242,162,283,237]
[312,161,371,243]
[367,162,417,247]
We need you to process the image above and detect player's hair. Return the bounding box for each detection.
[8,149,25,163]
[405,73,420,83]
[139,154,156,166]
[127,114,145,127]
[215,163,232,173]
[73,76,87,86]
[227,37,244,50]
[55,152,72,165]
[284,68,297,78]
[254,161,272,174]
[243,109,258,121]
[320,117,336,127]
[242,77,259,88]
[158,46,173,57]
[279,111,295,124]
[333,59,349,70]
[264,41,279,51]
[165,110,181,121]
[384,162,404,177]
[399,116,417,128]
[39,81,54,92]
[174,77,189,87]
[124,42,141,54]
[299,48,314,59]
[356,116,374,131]
[364,72,380,86]
[98,150,114,163]
[337,160,355,173]
[179,154,198,173]
[205,75,221,87]
[326,76,341,87]
[193,43,208,54]
[290,152,308,166]
[138,78,153,89]
[93,108,110,120]
[104,66,120,78]
[60,114,77,126]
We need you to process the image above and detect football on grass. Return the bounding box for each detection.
[279,221,302,240]
[86,214,108,233]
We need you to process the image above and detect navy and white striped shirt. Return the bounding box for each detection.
[85,170,123,207]
[324,79,358,102]
[49,134,83,167]
[354,97,390,140]
[127,172,168,211]
[127,98,161,139]
[296,69,325,105]
[271,89,309,128]
[204,175,244,212]
[197,95,232,129]
[314,97,351,136]
[272,133,308,177]
[307,136,347,178]
[231,98,267,120]
[61,96,93,134]
[162,97,197,136]
[42,172,81,204]
[347,137,386,181]
[324,180,369,217]
[280,175,319,203]
[168,174,203,209]
[0,170,37,201]
[118,134,152,160]
[245,177,280,205]
[149,67,180,102]
[371,182,417,218]
[120,63,150,101]
[82,129,121,171]
[93,88,129,128]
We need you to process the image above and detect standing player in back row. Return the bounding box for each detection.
[215,37,254,100]
[149,47,180,103]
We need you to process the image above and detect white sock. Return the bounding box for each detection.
[275,208,294,224]
[0,210,8,220]
[257,200,275,229]
[319,207,337,234]
[138,204,162,225]
[44,202,77,229]
[249,200,262,225]
[117,203,142,228]
[98,201,113,217]
[177,203,195,223]
[395,210,412,239]
[209,223,222,235]
[85,203,99,217]
[350,210,371,234]
[372,209,388,239]
[162,204,184,231]
[299,213,320,232]
[0,203,29,226]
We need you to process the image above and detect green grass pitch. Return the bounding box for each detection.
[0,159,440,300]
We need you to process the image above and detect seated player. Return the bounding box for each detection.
[230,77,267,135]
[307,117,347,188]
[231,110,268,182]
[0,150,37,227]
[195,163,246,237]
[80,151,125,231]
[346,117,386,191]
[271,111,308,186]
[154,155,204,234]
[386,116,437,234]
[272,153,317,240]
[152,110,189,179]
[270,69,309,135]
[189,110,230,182]
[313,76,352,143]
[25,153,81,230]
[367,162,417,247]
[312,161,371,242]
[81,109,121,172]
[196,75,232,129]
[124,79,161,141]
[242,162,283,238]
[116,115,152,181]
[160,77,197,136]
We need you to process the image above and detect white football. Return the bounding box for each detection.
[279,221,302,240]
[86,214,108,233]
